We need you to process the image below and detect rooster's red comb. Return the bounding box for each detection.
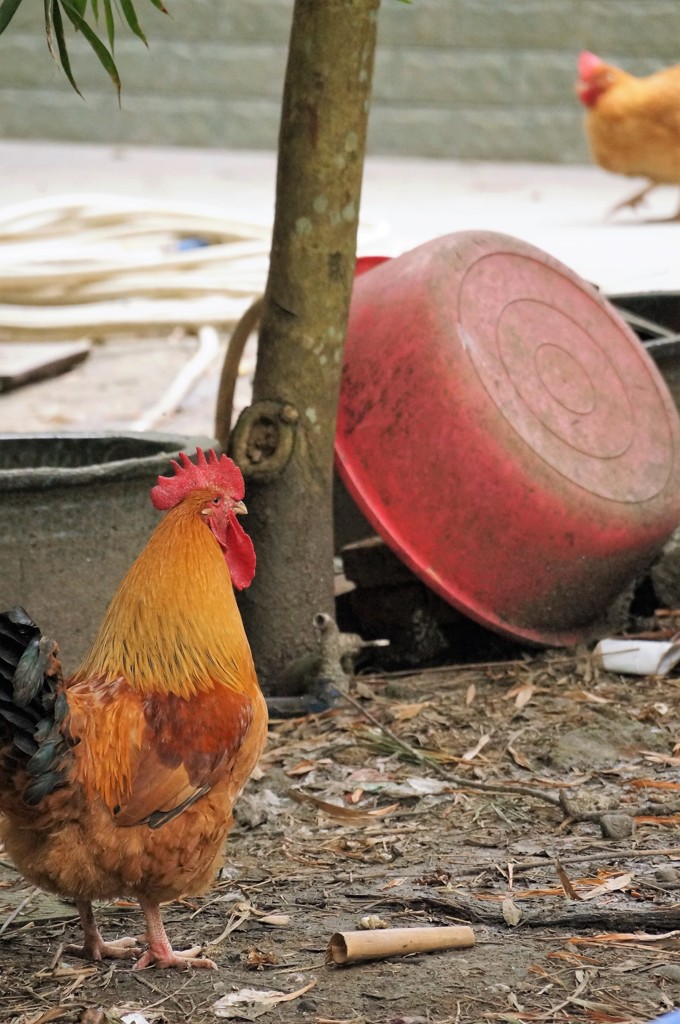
[151,448,245,510]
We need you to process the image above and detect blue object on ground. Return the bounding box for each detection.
[175,237,210,250]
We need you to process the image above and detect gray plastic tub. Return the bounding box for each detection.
[0,431,216,673]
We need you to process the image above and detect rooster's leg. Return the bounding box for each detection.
[66,900,140,961]
[133,897,217,971]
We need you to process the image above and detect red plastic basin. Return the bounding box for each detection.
[336,232,680,646]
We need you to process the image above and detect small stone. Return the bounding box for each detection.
[599,813,635,839]
[502,897,522,926]
[651,964,680,983]
[298,999,318,1013]
[655,866,680,886]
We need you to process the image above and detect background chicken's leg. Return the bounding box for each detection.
[133,898,217,971]
[608,182,657,217]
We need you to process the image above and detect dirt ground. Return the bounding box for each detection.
[1,646,680,1024]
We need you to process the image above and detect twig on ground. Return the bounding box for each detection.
[0,886,37,937]
[134,971,197,1013]
[206,901,253,949]
[460,845,680,877]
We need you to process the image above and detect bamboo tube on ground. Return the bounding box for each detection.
[326,926,475,965]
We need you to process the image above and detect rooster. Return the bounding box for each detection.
[0,448,267,971]
[576,50,680,218]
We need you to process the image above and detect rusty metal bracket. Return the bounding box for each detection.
[229,399,300,480]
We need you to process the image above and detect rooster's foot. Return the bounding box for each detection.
[133,943,217,971]
[136,898,217,970]
[66,935,141,961]
[72,900,141,962]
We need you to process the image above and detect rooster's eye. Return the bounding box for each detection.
[212,497,221,505]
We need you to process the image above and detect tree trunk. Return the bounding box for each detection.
[230,0,380,693]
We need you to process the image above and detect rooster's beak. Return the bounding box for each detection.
[232,500,247,516]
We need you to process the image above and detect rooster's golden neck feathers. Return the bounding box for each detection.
[70,500,256,699]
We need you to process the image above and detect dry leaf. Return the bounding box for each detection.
[465,684,476,706]
[546,950,603,965]
[564,689,610,704]
[507,745,533,770]
[578,874,632,901]
[520,774,591,789]
[636,813,680,825]
[28,1010,74,1024]
[642,752,680,767]
[290,788,398,822]
[405,777,452,796]
[513,682,535,709]
[212,980,316,1019]
[355,681,378,700]
[461,733,491,762]
[629,778,680,791]
[566,930,680,947]
[555,860,580,900]
[391,702,430,722]
[503,681,536,708]
[502,897,522,927]
[285,759,318,777]
[246,948,277,970]
[346,768,392,784]
[50,965,98,979]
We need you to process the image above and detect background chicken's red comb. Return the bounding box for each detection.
[151,449,245,510]
[578,51,603,79]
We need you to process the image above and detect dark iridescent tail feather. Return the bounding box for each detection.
[0,608,70,804]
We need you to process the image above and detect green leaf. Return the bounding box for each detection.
[102,0,114,49]
[0,0,24,34]
[116,0,147,45]
[52,0,83,97]
[60,0,121,98]
[7,0,170,98]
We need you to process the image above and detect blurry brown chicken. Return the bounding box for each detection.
[576,50,680,218]
[0,449,267,970]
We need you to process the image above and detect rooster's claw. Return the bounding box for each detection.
[133,944,217,970]
[66,935,141,961]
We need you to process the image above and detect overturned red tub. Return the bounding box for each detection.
[335,232,680,646]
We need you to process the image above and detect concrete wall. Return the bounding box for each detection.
[0,1,678,163]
